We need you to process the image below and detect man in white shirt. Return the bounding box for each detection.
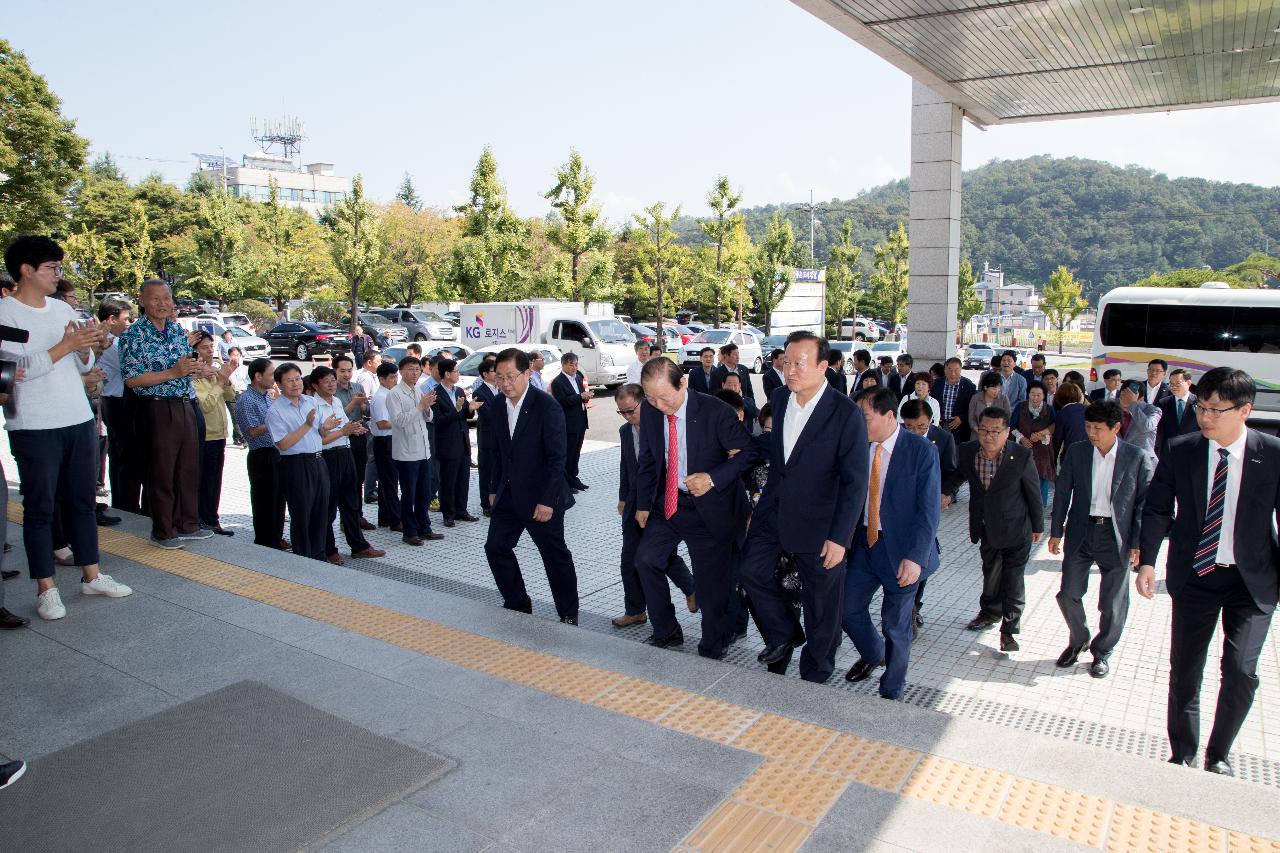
[624,340,649,385]
[353,350,382,501]
[1144,358,1171,406]
[0,237,132,621]
[369,362,401,530]
[312,366,383,563]
[385,356,442,545]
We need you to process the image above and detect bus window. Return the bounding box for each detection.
[1098,303,1147,347]
[1229,308,1280,355]
[1144,304,1233,352]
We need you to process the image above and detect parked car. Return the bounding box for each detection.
[761,334,788,353]
[628,323,680,353]
[455,343,563,387]
[371,308,456,341]
[197,311,256,335]
[679,328,765,373]
[838,317,882,341]
[174,299,201,317]
[442,310,460,325]
[380,342,474,366]
[963,342,998,370]
[345,312,408,344]
[665,322,695,345]
[828,340,858,374]
[870,340,906,364]
[179,317,271,361]
[263,321,352,360]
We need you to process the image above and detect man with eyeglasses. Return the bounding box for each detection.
[1138,367,1280,778]
[611,383,696,629]
[484,348,580,624]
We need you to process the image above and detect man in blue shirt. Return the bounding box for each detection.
[235,358,288,550]
[267,363,332,561]
[999,351,1028,408]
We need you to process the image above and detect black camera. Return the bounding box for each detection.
[0,323,31,418]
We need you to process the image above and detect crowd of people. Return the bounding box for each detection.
[0,234,1276,782]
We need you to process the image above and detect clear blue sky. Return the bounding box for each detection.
[9,0,1280,225]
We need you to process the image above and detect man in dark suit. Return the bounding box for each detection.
[613,383,696,628]
[931,357,977,444]
[431,358,481,527]
[711,343,755,404]
[1049,400,1153,677]
[824,351,849,395]
[484,348,580,624]
[689,347,716,395]
[742,332,869,682]
[849,349,873,394]
[842,386,941,699]
[1156,368,1198,456]
[550,352,591,492]
[945,405,1044,652]
[634,358,757,658]
[472,356,500,516]
[1142,358,1172,407]
[762,348,786,398]
[719,371,758,431]
[1138,367,1280,777]
[888,353,914,400]
[1090,368,1123,402]
[901,399,957,634]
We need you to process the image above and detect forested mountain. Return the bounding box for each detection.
[673,156,1280,304]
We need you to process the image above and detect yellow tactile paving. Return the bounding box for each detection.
[811,733,922,792]
[730,714,839,769]
[999,778,1112,847]
[14,507,1280,853]
[1107,804,1226,853]
[657,694,761,744]
[681,799,812,853]
[900,755,1013,818]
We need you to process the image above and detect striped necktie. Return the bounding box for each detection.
[1193,448,1231,576]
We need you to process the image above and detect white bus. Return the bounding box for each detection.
[1092,285,1280,426]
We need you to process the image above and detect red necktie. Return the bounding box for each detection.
[664,414,679,519]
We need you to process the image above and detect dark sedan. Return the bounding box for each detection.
[263,322,352,360]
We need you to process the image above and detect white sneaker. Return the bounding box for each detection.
[81,574,133,598]
[37,588,66,620]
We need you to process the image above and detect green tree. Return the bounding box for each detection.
[327,175,381,334]
[395,173,422,212]
[633,202,682,338]
[183,190,247,303]
[1222,252,1280,287]
[722,219,755,325]
[957,258,983,330]
[0,40,89,240]
[1041,265,1089,354]
[868,223,909,329]
[748,212,796,335]
[824,219,863,337]
[64,226,110,306]
[247,180,335,311]
[544,149,610,301]
[372,204,460,307]
[449,147,531,302]
[116,202,155,289]
[699,176,743,327]
[1130,268,1248,288]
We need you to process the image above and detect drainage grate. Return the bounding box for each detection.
[342,555,1280,788]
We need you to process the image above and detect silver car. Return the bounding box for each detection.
[372,308,456,342]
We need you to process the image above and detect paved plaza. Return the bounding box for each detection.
[2,420,1279,850]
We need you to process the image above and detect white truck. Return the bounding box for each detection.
[461,301,636,386]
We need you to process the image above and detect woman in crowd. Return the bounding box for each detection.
[193,332,237,535]
[968,371,1010,434]
[1051,380,1088,463]
[1012,380,1056,506]
[898,371,941,426]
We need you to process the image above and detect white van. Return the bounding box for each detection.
[462,302,635,387]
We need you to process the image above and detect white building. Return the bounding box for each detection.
[195,152,347,217]
[974,264,1038,314]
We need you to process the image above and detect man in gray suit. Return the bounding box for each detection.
[1118,379,1162,462]
[1049,400,1153,678]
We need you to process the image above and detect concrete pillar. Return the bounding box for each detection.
[907,81,963,364]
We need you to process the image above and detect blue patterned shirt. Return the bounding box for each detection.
[235,386,276,450]
[118,316,194,398]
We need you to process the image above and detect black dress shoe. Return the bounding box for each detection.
[1168,755,1196,767]
[96,512,121,527]
[966,615,998,631]
[913,608,924,627]
[422,532,444,541]
[759,642,793,666]
[212,526,234,536]
[457,514,480,523]
[482,508,491,517]
[1056,643,1089,668]
[358,518,376,531]
[729,628,748,643]
[0,608,29,630]
[389,524,402,533]
[757,627,806,663]
[1,570,18,581]
[1000,633,1020,652]
[1205,757,1234,776]
[443,519,456,528]
[559,616,578,626]
[572,479,589,491]
[1089,657,1110,678]
[844,658,885,683]
[647,628,684,648]
[402,535,423,546]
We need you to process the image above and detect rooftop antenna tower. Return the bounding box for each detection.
[250,116,307,164]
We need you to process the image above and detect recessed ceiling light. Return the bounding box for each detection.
[1269,57,1280,63]
[1150,69,1165,75]
[1129,6,1147,13]
[995,23,1014,31]
[1232,47,1248,53]
[1138,43,1157,49]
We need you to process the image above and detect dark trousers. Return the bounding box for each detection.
[323,446,371,556]
[9,420,100,579]
[426,423,440,502]
[566,428,585,480]
[141,397,199,541]
[742,518,845,683]
[349,432,369,503]
[620,514,693,616]
[279,453,330,561]
[1057,524,1130,657]
[484,491,579,620]
[197,439,226,527]
[371,436,400,527]
[226,399,243,444]
[438,452,470,521]
[104,394,143,513]
[395,458,434,538]
[978,537,1030,633]
[1167,566,1273,763]
[477,424,492,512]
[842,529,919,699]
[636,498,732,658]
[246,446,285,548]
